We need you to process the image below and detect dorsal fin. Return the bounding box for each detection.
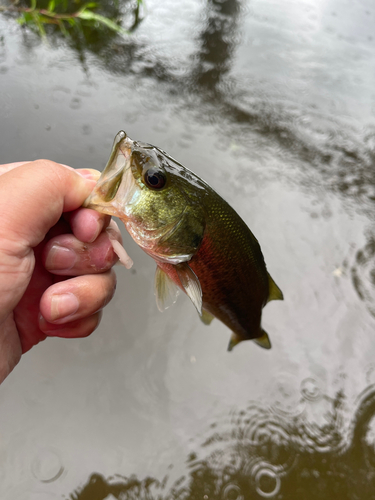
[267,272,283,303]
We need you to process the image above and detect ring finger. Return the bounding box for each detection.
[39,270,116,328]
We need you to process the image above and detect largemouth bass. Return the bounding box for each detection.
[84,131,283,350]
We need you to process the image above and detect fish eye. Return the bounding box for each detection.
[143,166,167,190]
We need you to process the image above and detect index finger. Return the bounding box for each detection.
[0,162,31,175]
[64,209,111,243]
[62,168,107,242]
[0,160,95,246]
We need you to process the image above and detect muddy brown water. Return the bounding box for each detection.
[1,0,375,498]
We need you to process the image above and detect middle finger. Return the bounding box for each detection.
[43,231,120,275]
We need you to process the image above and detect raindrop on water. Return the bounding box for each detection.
[366,365,375,385]
[70,97,82,110]
[51,86,70,103]
[270,372,305,416]
[221,483,244,500]
[254,467,281,498]
[300,377,322,402]
[82,124,92,135]
[31,449,64,483]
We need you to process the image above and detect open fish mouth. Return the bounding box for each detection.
[83,131,140,218]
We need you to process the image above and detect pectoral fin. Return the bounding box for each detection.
[267,273,284,303]
[175,262,202,315]
[154,266,180,312]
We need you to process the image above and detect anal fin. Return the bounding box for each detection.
[200,309,215,326]
[253,329,272,349]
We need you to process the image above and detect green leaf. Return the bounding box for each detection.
[30,0,37,11]
[39,14,57,24]
[31,11,47,38]
[77,11,129,34]
[57,19,69,36]
[17,12,34,24]
[72,18,83,33]
[47,0,56,12]
[17,13,27,25]
[78,2,97,14]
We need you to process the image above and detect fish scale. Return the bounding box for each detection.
[191,196,269,341]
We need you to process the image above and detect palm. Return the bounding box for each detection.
[14,241,53,352]
[0,160,121,384]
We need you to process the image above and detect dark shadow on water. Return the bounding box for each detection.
[5,0,375,212]
[6,0,375,356]
[191,0,241,91]
[68,384,375,500]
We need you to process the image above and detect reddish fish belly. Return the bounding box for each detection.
[156,232,269,341]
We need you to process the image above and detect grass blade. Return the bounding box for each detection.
[78,10,128,35]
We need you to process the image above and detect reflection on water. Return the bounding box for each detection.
[351,235,375,319]
[192,0,241,90]
[69,383,375,500]
[2,0,143,73]
[1,0,375,498]
[24,0,373,226]
[4,0,375,220]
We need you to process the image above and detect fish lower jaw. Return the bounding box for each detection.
[84,201,119,217]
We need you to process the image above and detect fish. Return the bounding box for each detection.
[84,131,283,350]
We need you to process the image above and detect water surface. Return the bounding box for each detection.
[0,0,375,498]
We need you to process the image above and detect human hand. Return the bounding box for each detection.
[0,160,124,383]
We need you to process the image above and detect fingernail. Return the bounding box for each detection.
[87,217,105,243]
[45,244,76,271]
[50,293,79,321]
[76,169,101,181]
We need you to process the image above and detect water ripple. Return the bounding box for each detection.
[351,235,375,318]
[67,382,375,499]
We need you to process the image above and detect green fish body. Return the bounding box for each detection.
[84,131,283,350]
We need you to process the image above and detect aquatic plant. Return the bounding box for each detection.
[0,0,144,39]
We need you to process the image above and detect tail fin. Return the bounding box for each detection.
[227,330,272,351]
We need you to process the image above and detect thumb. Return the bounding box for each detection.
[0,160,96,246]
[0,160,96,323]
